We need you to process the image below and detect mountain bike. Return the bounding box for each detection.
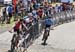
[42,27,50,45]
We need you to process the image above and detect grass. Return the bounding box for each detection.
[0,17,15,28]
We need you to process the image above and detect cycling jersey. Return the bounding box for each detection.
[45,18,53,26]
[14,21,21,30]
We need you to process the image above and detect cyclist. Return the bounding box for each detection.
[9,18,29,52]
[42,15,53,45]
[32,9,38,22]
[9,18,29,34]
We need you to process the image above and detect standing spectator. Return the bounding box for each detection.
[0,8,3,24]
[51,7,56,15]
[70,4,74,11]
[72,5,74,10]
[27,0,32,6]
[22,0,28,11]
[33,2,40,10]
[14,5,19,21]
[0,7,3,24]
[28,0,32,4]
[19,1,25,17]
[37,7,43,19]
[48,5,52,14]
[60,5,63,12]
[7,5,13,24]
[55,4,59,13]
[30,5,33,12]
[2,7,7,24]
[58,5,62,13]
[48,0,51,4]
[62,3,67,11]
[32,9,38,22]
[44,5,49,16]
[27,5,33,12]
[32,0,36,3]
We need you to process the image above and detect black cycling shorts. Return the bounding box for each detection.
[13,28,19,35]
[45,25,51,28]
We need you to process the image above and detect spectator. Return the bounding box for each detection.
[2,7,7,24]
[55,4,59,13]
[7,5,13,24]
[37,7,43,19]
[48,5,52,14]
[58,5,62,13]
[33,2,40,10]
[28,0,32,5]
[22,0,28,11]
[32,9,38,22]
[60,5,63,12]
[51,7,56,14]
[44,4,49,16]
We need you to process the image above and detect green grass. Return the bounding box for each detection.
[0,17,15,28]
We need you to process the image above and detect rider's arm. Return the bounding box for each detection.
[9,22,17,33]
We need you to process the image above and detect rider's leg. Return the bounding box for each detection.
[11,43,15,52]
[43,36,48,44]
[42,29,46,41]
[43,26,50,44]
[48,27,50,36]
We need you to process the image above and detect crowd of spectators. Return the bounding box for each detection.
[0,0,75,52]
[0,0,75,25]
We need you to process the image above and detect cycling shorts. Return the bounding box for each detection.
[46,25,51,27]
[13,27,19,35]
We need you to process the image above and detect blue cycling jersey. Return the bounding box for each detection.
[45,18,53,26]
